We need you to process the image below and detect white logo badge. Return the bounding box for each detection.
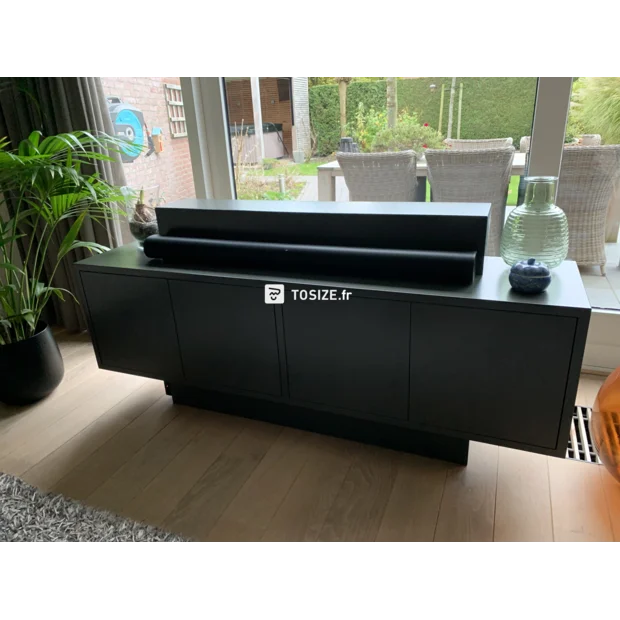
[265,284,284,304]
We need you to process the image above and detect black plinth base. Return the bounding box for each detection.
[167,384,470,465]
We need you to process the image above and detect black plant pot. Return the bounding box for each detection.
[0,322,64,405]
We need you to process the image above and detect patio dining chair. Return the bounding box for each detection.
[557,145,620,275]
[580,134,602,146]
[444,138,513,150]
[520,136,531,152]
[337,151,417,202]
[425,147,515,256]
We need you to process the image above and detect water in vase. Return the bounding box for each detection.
[500,176,569,269]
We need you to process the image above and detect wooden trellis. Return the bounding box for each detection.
[165,83,187,138]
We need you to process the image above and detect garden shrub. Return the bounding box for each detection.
[348,103,388,152]
[346,80,387,125]
[308,84,341,156]
[373,115,444,154]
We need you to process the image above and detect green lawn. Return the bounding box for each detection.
[254,158,328,176]
[507,175,520,206]
[287,160,324,175]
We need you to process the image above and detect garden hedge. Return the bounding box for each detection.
[309,77,538,156]
[346,80,388,124]
[308,84,341,157]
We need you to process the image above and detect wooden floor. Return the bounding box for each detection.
[1,331,619,542]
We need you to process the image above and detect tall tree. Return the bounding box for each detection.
[335,77,352,137]
[387,77,398,128]
[447,77,457,139]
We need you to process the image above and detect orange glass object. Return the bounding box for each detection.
[592,367,620,484]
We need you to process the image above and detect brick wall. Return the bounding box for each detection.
[100,77,195,204]
[225,78,294,155]
[226,79,254,126]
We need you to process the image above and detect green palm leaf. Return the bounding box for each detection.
[0,129,126,343]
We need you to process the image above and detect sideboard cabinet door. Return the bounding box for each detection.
[409,303,576,449]
[284,294,410,419]
[170,281,281,396]
[80,272,182,379]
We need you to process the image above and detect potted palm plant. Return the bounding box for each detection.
[0,130,131,404]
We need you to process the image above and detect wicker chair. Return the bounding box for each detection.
[425,147,515,256]
[444,138,513,150]
[580,134,602,146]
[557,145,620,275]
[337,151,417,202]
[520,136,531,152]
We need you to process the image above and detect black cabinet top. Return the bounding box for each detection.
[76,243,591,316]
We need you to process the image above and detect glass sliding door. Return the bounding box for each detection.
[100,77,197,245]
[222,77,538,212]
[559,77,620,311]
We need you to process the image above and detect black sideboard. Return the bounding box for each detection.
[75,239,590,466]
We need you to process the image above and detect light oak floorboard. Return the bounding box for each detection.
[376,453,449,541]
[548,456,614,541]
[494,447,553,542]
[599,467,620,541]
[317,443,398,542]
[0,373,146,475]
[162,419,281,540]
[576,374,605,408]
[123,411,246,526]
[22,381,165,491]
[434,442,499,542]
[56,331,92,359]
[57,352,99,390]
[0,365,119,452]
[261,434,356,542]
[0,359,98,428]
[87,405,207,514]
[52,394,179,501]
[0,344,97,417]
[207,427,314,541]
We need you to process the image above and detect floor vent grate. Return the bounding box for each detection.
[567,406,602,464]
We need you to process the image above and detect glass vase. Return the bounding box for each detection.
[127,185,160,246]
[500,176,569,269]
[592,367,620,484]
[128,202,158,245]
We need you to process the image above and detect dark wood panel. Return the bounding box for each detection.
[169,281,281,396]
[80,272,182,379]
[410,304,576,448]
[283,293,410,419]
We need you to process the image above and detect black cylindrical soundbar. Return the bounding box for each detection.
[143,235,477,285]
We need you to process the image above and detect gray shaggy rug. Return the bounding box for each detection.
[0,473,185,542]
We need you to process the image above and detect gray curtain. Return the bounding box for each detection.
[0,77,127,331]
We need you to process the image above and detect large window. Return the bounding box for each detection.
[222,77,537,207]
[101,77,196,244]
